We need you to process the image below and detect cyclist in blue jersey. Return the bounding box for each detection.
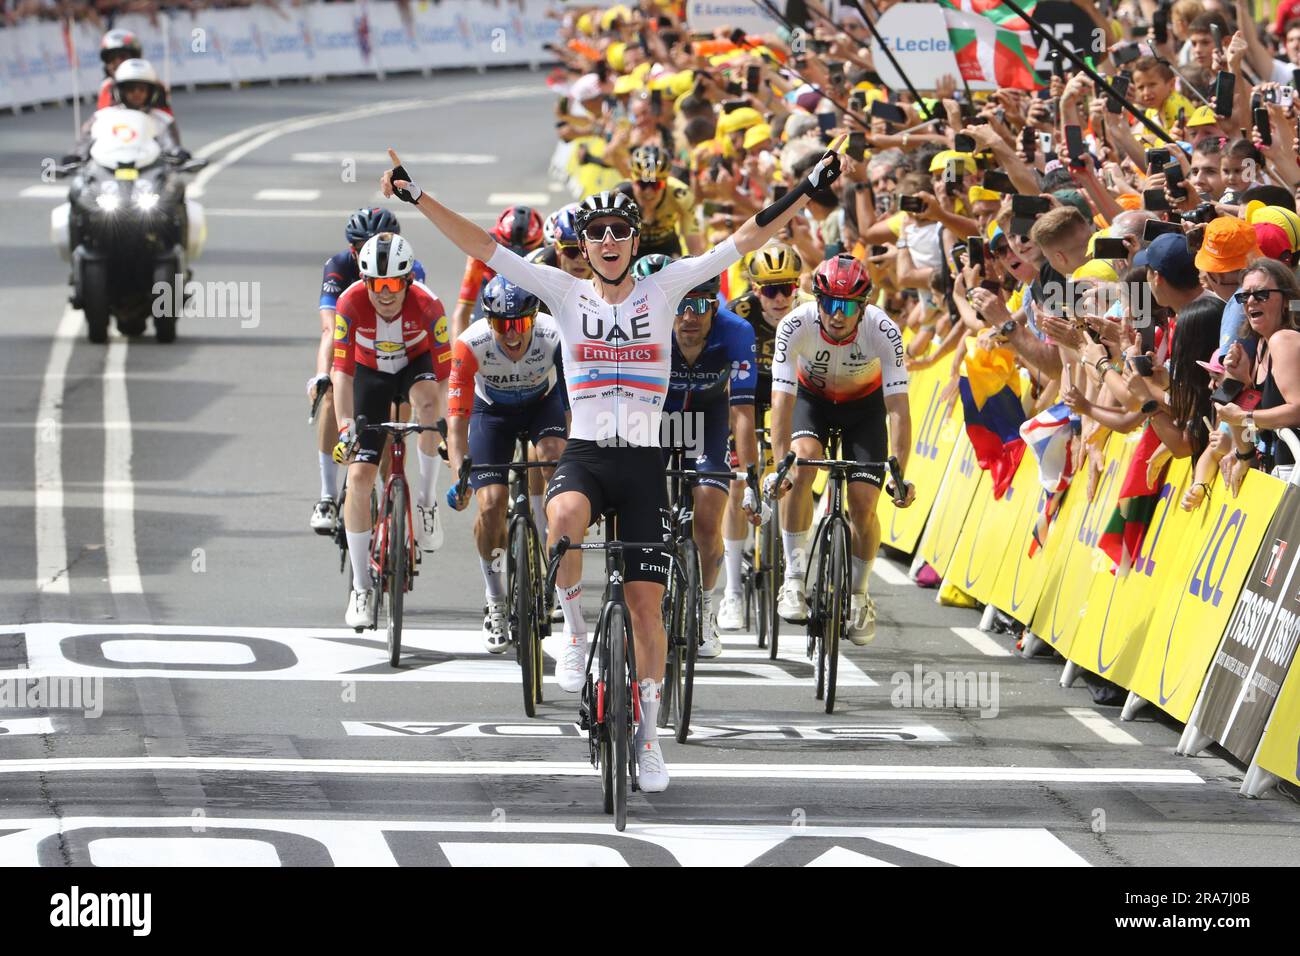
[308,207,428,535]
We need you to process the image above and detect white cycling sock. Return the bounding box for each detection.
[417,450,441,508]
[637,678,661,745]
[318,451,338,500]
[852,556,873,596]
[480,555,505,602]
[782,528,810,580]
[723,537,745,597]
[345,530,372,593]
[560,583,586,639]
[701,589,715,630]
[531,495,549,551]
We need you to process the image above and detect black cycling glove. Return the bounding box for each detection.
[389,163,422,204]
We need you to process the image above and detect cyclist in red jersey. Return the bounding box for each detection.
[449,206,545,341]
[330,233,451,627]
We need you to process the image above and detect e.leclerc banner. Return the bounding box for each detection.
[1197,483,1300,763]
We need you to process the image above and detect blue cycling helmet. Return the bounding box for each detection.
[481,275,540,321]
[545,203,582,246]
[345,207,400,247]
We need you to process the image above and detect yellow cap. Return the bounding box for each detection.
[968,185,1000,203]
[1246,202,1300,252]
[743,123,774,150]
[1186,105,1218,127]
[1071,260,1120,282]
[717,106,764,135]
[600,5,631,31]
[576,13,595,36]
[929,150,977,175]
[613,73,642,96]
[607,42,626,72]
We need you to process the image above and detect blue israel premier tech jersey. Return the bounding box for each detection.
[319,250,428,311]
[664,305,757,412]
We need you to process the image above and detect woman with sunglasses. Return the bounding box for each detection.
[766,255,916,646]
[444,276,567,653]
[330,233,451,629]
[1215,259,1300,476]
[381,141,844,793]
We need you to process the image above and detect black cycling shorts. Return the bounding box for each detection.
[544,438,672,586]
[352,352,438,465]
[790,386,889,486]
[467,389,568,490]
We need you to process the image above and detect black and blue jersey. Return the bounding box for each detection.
[664,305,757,413]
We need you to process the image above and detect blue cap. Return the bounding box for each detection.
[1134,232,1199,286]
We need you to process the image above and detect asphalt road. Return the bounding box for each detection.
[1,68,1297,867]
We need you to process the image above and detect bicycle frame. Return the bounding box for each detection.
[369,431,415,596]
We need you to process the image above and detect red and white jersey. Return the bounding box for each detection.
[448,315,564,417]
[771,301,908,403]
[332,280,451,378]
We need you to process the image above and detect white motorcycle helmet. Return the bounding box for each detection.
[357,232,415,281]
[114,58,163,110]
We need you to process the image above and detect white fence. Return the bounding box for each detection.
[1,0,562,112]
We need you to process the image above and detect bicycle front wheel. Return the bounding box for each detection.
[386,480,407,668]
[511,519,539,718]
[676,539,701,745]
[825,520,850,714]
[608,604,630,831]
[660,570,679,729]
[765,507,782,660]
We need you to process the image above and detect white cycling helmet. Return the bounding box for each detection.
[357,232,415,278]
[113,58,163,109]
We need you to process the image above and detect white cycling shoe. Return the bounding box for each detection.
[698,593,722,658]
[556,631,588,693]
[483,600,508,654]
[715,592,744,631]
[417,503,443,553]
[636,738,670,793]
[848,594,877,646]
[310,498,337,535]
[777,579,809,623]
[345,588,372,630]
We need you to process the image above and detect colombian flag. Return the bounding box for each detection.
[1098,425,1168,576]
[958,338,1026,500]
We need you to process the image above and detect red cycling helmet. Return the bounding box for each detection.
[491,206,545,253]
[812,254,871,300]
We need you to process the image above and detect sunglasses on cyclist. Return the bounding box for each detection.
[582,222,637,243]
[1234,288,1282,304]
[817,294,863,318]
[365,276,409,294]
[758,282,797,298]
[633,178,666,191]
[677,296,715,316]
[557,243,584,259]
[489,314,535,336]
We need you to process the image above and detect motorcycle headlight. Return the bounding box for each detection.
[135,190,160,212]
[95,191,121,212]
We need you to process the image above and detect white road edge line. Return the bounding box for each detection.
[103,342,142,594]
[34,305,81,594]
[1065,707,1142,746]
[949,626,1014,657]
[871,560,912,587]
[0,757,1203,783]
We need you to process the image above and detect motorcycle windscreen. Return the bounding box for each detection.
[89,107,162,170]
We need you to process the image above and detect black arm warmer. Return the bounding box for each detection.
[754,176,810,227]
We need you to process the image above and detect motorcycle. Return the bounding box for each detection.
[49,108,208,343]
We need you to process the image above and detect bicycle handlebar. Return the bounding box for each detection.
[354,414,441,437]
[308,377,331,425]
[471,460,560,472]
[544,532,675,593]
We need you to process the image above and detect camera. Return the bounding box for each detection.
[1184,202,1218,224]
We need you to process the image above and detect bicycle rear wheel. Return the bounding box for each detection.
[608,604,630,831]
[511,518,539,718]
[764,507,782,660]
[810,520,830,701]
[824,520,850,714]
[676,539,701,744]
[386,480,407,668]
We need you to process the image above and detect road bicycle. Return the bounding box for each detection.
[739,421,783,659]
[769,438,904,713]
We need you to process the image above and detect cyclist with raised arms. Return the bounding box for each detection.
[444,276,568,653]
[450,206,545,341]
[381,140,845,793]
[330,233,450,628]
[635,256,763,658]
[717,242,810,629]
[309,208,429,537]
[766,255,916,646]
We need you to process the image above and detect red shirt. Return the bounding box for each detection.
[332,281,451,378]
[458,257,495,306]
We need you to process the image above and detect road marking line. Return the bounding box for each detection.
[1065,707,1142,746]
[871,560,912,587]
[34,305,81,594]
[0,757,1203,783]
[0,718,56,736]
[103,342,142,594]
[205,208,497,221]
[291,151,497,165]
[487,192,551,205]
[950,627,1013,657]
[252,188,321,201]
[19,184,68,199]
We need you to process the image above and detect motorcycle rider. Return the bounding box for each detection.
[95,29,174,116]
[67,59,185,164]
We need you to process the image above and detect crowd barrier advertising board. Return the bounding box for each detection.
[914,430,983,580]
[0,1,561,112]
[1127,469,1285,722]
[1256,658,1300,787]
[1065,459,1193,691]
[985,461,1053,625]
[685,0,783,35]
[878,356,962,554]
[1196,484,1300,762]
[943,448,1035,606]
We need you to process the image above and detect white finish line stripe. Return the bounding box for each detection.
[103,342,142,594]
[871,560,912,587]
[253,188,320,201]
[0,758,1202,783]
[950,627,1013,657]
[34,306,81,595]
[1065,708,1142,746]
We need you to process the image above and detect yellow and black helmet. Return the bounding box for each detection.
[630,144,671,183]
[747,243,803,285]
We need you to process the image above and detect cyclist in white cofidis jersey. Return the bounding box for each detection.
[380,141,846,794]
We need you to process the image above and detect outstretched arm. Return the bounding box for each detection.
[732,138,845,256]
[381,147,497,263]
